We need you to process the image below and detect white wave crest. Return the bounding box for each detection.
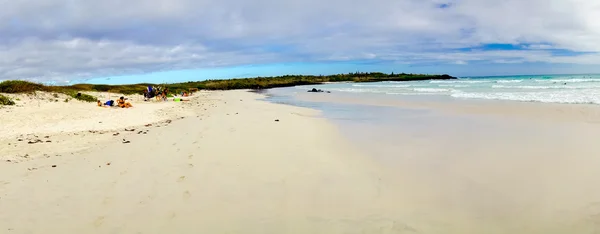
[534,78,600,83]
[438,84,470,88]
[430,80,491,84]
[496,80,523,83]
[492,85,560,89]
[451,90,600,104]
[386,92,439,95]
[327,88,387,93]
[412,88,451,92]
[352,84,411,88]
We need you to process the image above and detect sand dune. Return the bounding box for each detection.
[0,91,198,162]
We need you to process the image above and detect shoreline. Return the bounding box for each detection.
[266,88,600,233]
[0,90,401,234]
[291,91,600,123]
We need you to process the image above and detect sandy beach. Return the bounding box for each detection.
[0,90,408,234]
[0,91,198,162]
[4,88,600,233]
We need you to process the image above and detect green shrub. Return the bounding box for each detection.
[0,73,457,95]
[91,85,111,92]
[0,94,15,105]
[0,80,44,93]
[72,92,97,102]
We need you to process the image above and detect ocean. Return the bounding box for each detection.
[282,74,600,105]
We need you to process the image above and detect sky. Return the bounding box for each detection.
[2,0,600,84]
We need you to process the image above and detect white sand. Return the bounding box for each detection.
[0,90,409,234]
[0,91,198,162]
[4,90,600,234]
[0,91,196,139]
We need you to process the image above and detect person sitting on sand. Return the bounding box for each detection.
[117,97,133,108]
[143,89,149,101]
[162,88,169,101]
[156,89,162,101]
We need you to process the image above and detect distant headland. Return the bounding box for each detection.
[0,72,456,96]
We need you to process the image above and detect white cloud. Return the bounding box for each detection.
[1,0,600,82]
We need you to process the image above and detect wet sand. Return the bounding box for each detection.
[287,90,600,233]
[294,91,600,123]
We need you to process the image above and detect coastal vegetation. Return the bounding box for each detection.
[0,94,15,105]
[0,72,456,96]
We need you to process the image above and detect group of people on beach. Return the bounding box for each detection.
[94,85,195,108]
[97,96,133,108]
[144,86,168,102]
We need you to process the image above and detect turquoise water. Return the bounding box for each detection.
[286,74,600,104]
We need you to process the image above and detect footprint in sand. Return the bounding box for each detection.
[93,216,105,227]
[177,176,186,182]
[183,190,191,199]
[169,212,177,220]
[102,197,113,205]
[120,171,128,175]
[583,202,600,227]
[391,221,419,233]
[188,155,193,159]
[188,163,194,168]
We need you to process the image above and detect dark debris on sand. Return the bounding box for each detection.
[27,139,43,144]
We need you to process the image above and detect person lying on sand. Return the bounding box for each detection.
[98,100,115,107]
[117,97,133,108]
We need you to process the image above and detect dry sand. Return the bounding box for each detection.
[0,91,197,162]
[0,90,412,234]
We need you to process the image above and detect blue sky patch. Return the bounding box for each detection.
[437,3,452,9]
[459,43,524,51]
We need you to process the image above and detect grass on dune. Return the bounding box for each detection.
[0,72,456,96]
[0,94,15,106]
[0,80,46,93]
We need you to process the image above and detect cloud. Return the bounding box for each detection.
[1,0,600,82]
